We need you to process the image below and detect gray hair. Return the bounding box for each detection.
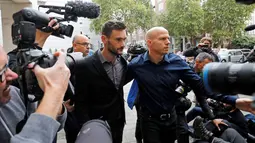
[195,52,213,62]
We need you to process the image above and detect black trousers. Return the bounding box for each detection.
[140,107,177,143]
[64,112,81,143]
[107,119,125,143]
[176,111,190,143]
[135,104,143,142]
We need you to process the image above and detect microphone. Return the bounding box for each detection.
[236,0,255,5]
[65,1,100,19]
[245,24,255,31]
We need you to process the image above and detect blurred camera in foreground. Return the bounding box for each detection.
[203,62,255,95]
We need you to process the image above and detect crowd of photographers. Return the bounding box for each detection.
[2,2,255,143]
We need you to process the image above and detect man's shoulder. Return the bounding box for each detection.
[129,54,144,66]
[165,53,186,63]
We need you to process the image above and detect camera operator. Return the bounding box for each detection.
[0,47,68,143]
[187,53,250,139]
[183,37,220,62]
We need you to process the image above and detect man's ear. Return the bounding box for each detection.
[101,35,107,44]
[146,39,152,47]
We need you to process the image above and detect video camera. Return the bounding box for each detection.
[11,1,100,102]
[236,0,255,5]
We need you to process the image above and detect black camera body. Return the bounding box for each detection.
[10,2,100,101]
[12,21,36,45]
[12,7,74,44]
[207,99,233,116]
[175,80,192,112]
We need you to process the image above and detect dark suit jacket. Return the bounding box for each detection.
[74,50,127,126]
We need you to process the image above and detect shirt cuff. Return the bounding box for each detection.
[11,113,60,143]
[57,104,67,131]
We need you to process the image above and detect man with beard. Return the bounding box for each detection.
[74,20,127,143]
[0,46,69,143]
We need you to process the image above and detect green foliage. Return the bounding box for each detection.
[232,36,255,49]
[158,0,204,38]
[158,0,255,47]
[203,0,255,43]
[90,0,155,34]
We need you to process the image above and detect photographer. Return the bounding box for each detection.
[183,37,220,62]
[0,47,68,143]
[187,53,250,139]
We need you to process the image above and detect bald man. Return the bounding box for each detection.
[69,34,90,56]
[126,27,255,143]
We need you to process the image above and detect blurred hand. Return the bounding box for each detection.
[212,119,228,131]
[35,19,60,47]
[236,98,255,114]
[197,43,208,48]
[31,52,70,96]
[64,99,74,112]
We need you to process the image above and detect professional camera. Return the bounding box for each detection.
[207,99,234,116]
[127,43,147,62]
[11,1,100,101]
[203,62,255,95]
[175,80,192,111]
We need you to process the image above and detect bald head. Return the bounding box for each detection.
[72,34,90,56]
[72,34,89,44]
[145,27,168,40]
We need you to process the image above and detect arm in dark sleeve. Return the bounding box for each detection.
[74,71,90,127]
[180,68,215,119]
[183,47,198,57]
[124,63,135,85]
[206,93,237,106]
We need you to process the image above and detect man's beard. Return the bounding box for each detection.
[107,41,124,56]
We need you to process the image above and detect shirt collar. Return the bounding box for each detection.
[97,50,108,64]
[97,49,121,64]
[142,51,171,64]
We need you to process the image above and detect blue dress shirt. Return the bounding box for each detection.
[127,52,236,115]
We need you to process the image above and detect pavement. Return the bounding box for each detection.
[57,81,252,143]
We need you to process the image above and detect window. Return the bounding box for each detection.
[235,51,242,55]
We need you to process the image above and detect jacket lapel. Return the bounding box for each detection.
[118,56,127,90]
[92,51,116,89]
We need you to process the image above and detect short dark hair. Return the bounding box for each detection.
[101,20,126,37]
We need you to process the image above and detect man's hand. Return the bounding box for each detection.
[212,119,228,131]
[236,98,255,114]
[33,52,70,119]
[35,19,59,48]
[32,52,70,94]
[197,43,208,48]
[64,99,75,112]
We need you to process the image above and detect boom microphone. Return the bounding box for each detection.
[245,24,255,31]
[66,1,101,19]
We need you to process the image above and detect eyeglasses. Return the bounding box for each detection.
[76,42,90,47]
[0,57,9,83]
